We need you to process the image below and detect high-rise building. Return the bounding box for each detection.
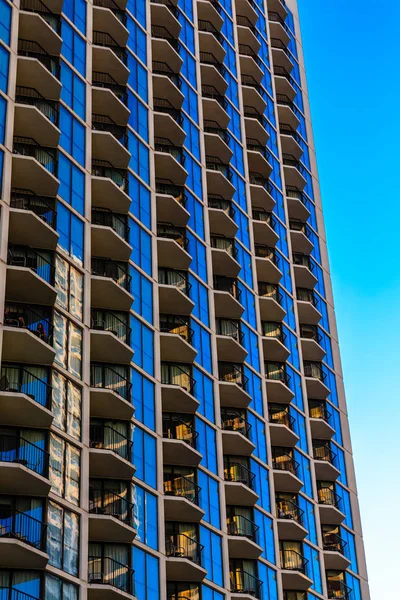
[0,0,369,598]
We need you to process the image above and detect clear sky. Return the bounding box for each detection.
[296,1,400,598]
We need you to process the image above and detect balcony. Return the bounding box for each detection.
[221,409,255,456]
[272,447,302,492]
[313,442,340,480]
[198,22,225,64]
[269,404,299,447]
[92,31,129,84]
[90,309,133,364]
[249,172,275,212]
[304,361,330,398]
[92,72,130,125]
[206,157,235,198]
[153,64,184,110]
[276,495,307,540]
[17,39,61,99]
[265,362,294,404]
[200,52,227,96]
[9,189,58,250]
[0,364,53,428]
[156,180,189,227]
[90,364,133,421]
[214,275,244,319]
[14,86,60,148]
[216,318,247,362]
[151,0,181,40]
[163,414,201,466]
[317,485,345,525]
[157,223,191,270]
[292,253,318,289]
[92,159,131,213]
[309,400,335,439]
[0,505,48,568]
[296,287,322,325]
[230,565,262,600]
[89,486,136,543]
[283,154,307,190]
[0,431,50,495]
[255,245,282,283]
[198,0,223,29]
[6,246,56,306]
[160,314,197,363]
[19,0,61,52]
[276,94,300,130]
[92,207,131,261]
[91,257,133,311]
[268,0,288,19]
[208,196,238,237]
[155,137,188,186]
[280,547,312,590]
[92,114,130,169]
[152,26,183,74]
[211,235,240,277]
[262,321,290,361]
[88,555,136,600]
[300,324,325,361]
[164,469,204,522]
[219,363,252,408]
[247,140,273,179]
[245,110,269,147]
[154,98,186,147]
[258,282,286,321]
[286,187,311,222]
[227,509,262,559]
[204,121,232,163]
[290,219,313,255]
[166,530,206,581]
[322,528,350,570]
[93,0,128,47]
[271,38,294,74]
[224,459,258,506]
[268,12,290,46]
[235,0,258,24]
[89,421,135,480]
[2,303,55,365]
[12,136,58,197]
[327,578,352,600]
[280,124,303,159]
[252,209,279,246]
[237,20,261,55]
[201,85,230,129]
[161,363,199,413]
[158,268,194,315]
[239,46,263,83]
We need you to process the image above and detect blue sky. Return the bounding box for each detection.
[297,0,400,597]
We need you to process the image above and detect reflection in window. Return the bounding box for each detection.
[47,500,79,576]
[45,574,79,600]
[55,254,83,321]
[54,311,82,378]
[52,370,81,440]
[49,433,80,505]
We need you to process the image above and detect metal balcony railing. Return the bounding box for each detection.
[7,245,55,285]
[0,507,47,550]
[239,44,262,66]
[162,414,197,448]
[313,442,337,465]
[152,61,181,83]
[93,0,127,24]
[160,314,193,344]
[204,120,230,144]
[206,157,232,180]
[216,318,243,345]
[254,245,280,267]
[309,400,331,422]
[156,180,186,205]
[300,324,322,344]
[280,548,308,572]
[265,362,290,386]
[327,580,352,600]
[317,486,342,510]
[92,71,127,104]
[89,487,135,526]
[15,85,59,124]
[161,363,195,395]
[93,30,127,63]
[151,24,181,52]
[150,0,179,15]
[0,432,49,476]
[158,268,191,295]
[4,303,53,346]
[249,172,274,195]
[90,422,133,462]
[258,282,283,305]
[262,321,286,344]
[236,15,257,31]
[13,136,57,176]
[221,409,251,438]
[0,364,52,408]
[219,363,248,389]
[10,189,56,229]
[268,404,294,429]
[200,51,226,76]
[224,461,255,488]
[276,496,304,523]
[18,39,60,78]
[296,287,319,307]
[227,511,259,541]
[304,361,326,381]
[92,207,129,241]
[92,159,128,192]
[230,568,262,600]
[153,98,183,124]
[201,85,227,108]
[20,0,61,32]
[163,471,200,505]
[198,19,223,41]
[290,219,312,238]
[208,195,235,218]
[323,531,347,554]
[165,532,203,564]
[272,448,299,476]
[91,257,131,291]
[155,137,185,164]
[92,114,128,146]
[214,275,241,301]
[88,556,135,595]
[210,235,237,258]
[91,309,131,345]
[90,364,131,401]
[157,223,188,251]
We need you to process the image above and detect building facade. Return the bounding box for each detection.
[0,0,369,598]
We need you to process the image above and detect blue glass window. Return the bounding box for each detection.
[129,219,152,275]
[181,79,198,121]
[178,0,193,21]
[298,495,317,546]
[330,405,343,446]
[333,443,348,486]
[304,544,322,594]
[189,274,209,326]
[346,574,362,600]
[198,470,220,528]
[126,15,146,63]
[200,526,223,586]
[128,173,150,229]
[0,95,6,144]
[193,367,214,422]
[187,191,205,239]
[178,13,195,53]
[251,459,270,512]
[63,0,86,34]
[191,320,212,374]
[130,315,154,376]
[202,585,224,600]
[58,153,85,215]
[244,366,263,416]
[60,107,85,166]
[127,0,146,28]
[0,45,9,93]
[290,406,308,453]
[287,365,303,411]
[133,426,157,488]
[131,367,155,430]
[242,324,260,371]
[239,283,257,329]
[234,208,250,249]
[236,244,253,288]
[281,287,296,331]
[132,547,159,600]
[57,203,84,266]
[338,484,353,529]
[294,450,313,499]
[185,152,203,200]
[182,115,200,160]
[188,233,207,282]
[0,150,4,197]
[341,526,358,574]
[254,510,275,563]
[180,46,196,87]
[127,52,148,102]
[128,131,149,184]
[134,484,158,549]
[60,61,85,120]
[0,0,11,46]
[248,413,267,464]
[130,265,153,324]
[61,20,86,76]
[196,417,217,473]
[128,92,148,141]
[258,562,278,600]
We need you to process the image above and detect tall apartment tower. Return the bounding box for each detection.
[0,0,369,598]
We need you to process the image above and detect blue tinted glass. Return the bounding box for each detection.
[242,324,260,372]
[248,412,267,464]
[133,548,159,600]
[298,495,317,546]
[128,92,149,141]
[58,154,84,215]
[239,284,257,329]
[187,233,207,282]
[129,219,152,275]
[341,526,358,574]
[126,14,146,62]
[251,459,270,511]
[191,320,212,374]
[71,214,84,265]
[236,244,253,288]
[254,509,275,563]
[304,544,322,594]
[187,190,205,239]
[196,417,217,473]
[0,95,6,144]
[127,51,148,101]
[133,426,157,488]
[290,406,308,453]
[294,450,313,498]
[130,315,154,376]
[189,274,209,326]
[128,173,151,229]
[193,367,214,422]
[0,0,11,45]
[198,470,220,528]
[346,573,362,600]
[134,485,158,550]
[130,265,153,324]
[63,0,86,33]
[131,366,155,430]
[200,526,223,586]
[258,562,278,600]
[338,484,353,529]
[330,405,343,446]
[244,366,263,416]
[185,152,203,200]
[0,45,9,93]
[126,0,146,28]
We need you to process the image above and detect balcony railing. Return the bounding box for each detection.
[13,136,57,176]
[89,487,135,526]
[7,245,55,286]
[313,442,337,465]
[4,303,53,346]
[254,245,280,267]
[327,580,352,600]
[90,422,133,462]
[227,512,259,541]
[160,314,193,345]
[151,24,181,52]
[92,207,129,241]
[155,137,185,165]
[18,39,60,78]
[200,51,226,75]
[208,195,235,218]
[163,472,200,505]
[93,30,127,63]
[10,189,56,229]
[272,448,299,476]
[162,414,198,448]
[158,268,191,295]
[88,556,135,595]
[93,71,127,104]
[0,507,47,549]
[300,324,322,343]
[317,486,342,510]
[206,157,232,180]
[150,0,179,16]
[91,309,131,345]
[210,235,237,258]
[216,318,244,344]
[0,365,52,408]
[265,362,290,386]
[154,98,183,124]
[280,548,308,572]
[239,44,262,66]
[92,114,128,146]
[309,400,331,422]
[219,363,248,389]
[252,209,276,227]
[165,532,203,564]
[156,180,186,205]
[161,363,195,395]
[92,159,128,192]
[201,85,228,108]
[297,288,319,309]
[90,364,131,401]
[304,361,326,382]
[276,496,304,523]
[249,172,274,195]
[93,0,127,23]
[157,223,188,251]
[15,85,59,125]
[221,409,251,438]
[204,121,230,144]
[0,432,49,476]
[152,61,182,83]
[20,0,61,32]
[262,321,286,344]
[236,15,257,31]
[258,282,283,305]
[268,405,294,429]
[214,275,241,302]
[224,461,255,489]
[230,568,262,600]
[91,257,131,291]
[322,531,347,554]
[198,19,223,41]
